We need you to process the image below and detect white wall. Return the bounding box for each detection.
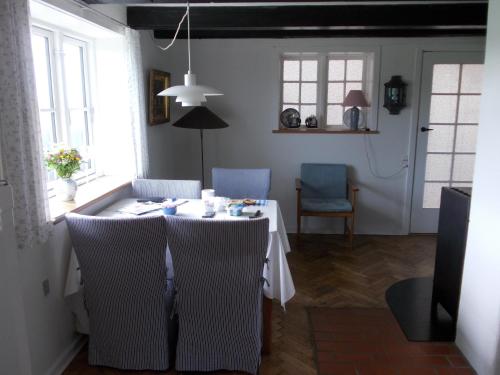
[456,0,500,373]
[0,186,32,375]
[155,36,484,234]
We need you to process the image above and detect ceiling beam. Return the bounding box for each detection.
[127,3,487,38]
[85,0,486,4]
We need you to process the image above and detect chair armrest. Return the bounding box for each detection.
[348,180,358,211]
[295,178,302,191]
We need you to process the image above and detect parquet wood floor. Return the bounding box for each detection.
[63,234,437,375]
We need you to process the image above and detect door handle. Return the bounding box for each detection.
[421,127,434,132]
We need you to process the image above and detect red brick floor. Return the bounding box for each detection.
[309,308,476,375]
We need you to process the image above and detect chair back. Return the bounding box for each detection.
[165,216,269,374]
[212,168,271,199]
[65,213,174,370]
[301,163,348,199]
[132,178,201,199]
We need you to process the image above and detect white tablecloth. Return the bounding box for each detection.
[64,199,295,332]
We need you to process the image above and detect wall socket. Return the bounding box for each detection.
[42,279,50,296]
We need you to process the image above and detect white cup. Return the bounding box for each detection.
[214,196,229,212]
[201,189,215,201]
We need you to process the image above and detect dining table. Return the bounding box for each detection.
[64,198,296,354]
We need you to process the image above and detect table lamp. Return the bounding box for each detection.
[172,106,229,187]
[343,90,369,130]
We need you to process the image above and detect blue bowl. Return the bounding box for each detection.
[163,206,177,215]
[230,205,244,216]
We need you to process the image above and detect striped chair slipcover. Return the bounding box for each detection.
[132,178,201,199]
[212,168,271,199]
[65,213,175,371]
[165,216,269,375]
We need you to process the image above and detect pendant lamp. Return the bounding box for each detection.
[157,2,223,106]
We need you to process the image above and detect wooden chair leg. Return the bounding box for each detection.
[344,217,348,235]
[349,215,355,248]
[297,212,301,236]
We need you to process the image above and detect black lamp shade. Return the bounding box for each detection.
[383,75,407,115]
[172,106,229,130]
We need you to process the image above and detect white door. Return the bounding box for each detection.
[410,52,484,233]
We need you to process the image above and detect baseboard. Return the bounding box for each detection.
[44,335,87,375]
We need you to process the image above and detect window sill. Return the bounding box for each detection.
[49,175,132,224]
[272,127,379,134]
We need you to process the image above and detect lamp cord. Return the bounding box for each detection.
[187,2,191,72]
[363,134,407,179]
[149,2,189,53]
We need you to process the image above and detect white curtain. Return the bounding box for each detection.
[125,28,150,179]
[0,0,50,249]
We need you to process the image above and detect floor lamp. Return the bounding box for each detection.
[172,106,229,187]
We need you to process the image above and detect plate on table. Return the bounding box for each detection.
[229,199,257,206]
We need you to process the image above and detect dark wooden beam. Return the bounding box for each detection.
[85,0,486,4]
[127,3,487,38]
[154,28,486,38]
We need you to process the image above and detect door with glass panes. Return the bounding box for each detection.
[410,52,484,233]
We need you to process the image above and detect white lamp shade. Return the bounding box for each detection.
[157,72,223,107]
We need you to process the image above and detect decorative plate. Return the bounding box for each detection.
[280,108,301,128]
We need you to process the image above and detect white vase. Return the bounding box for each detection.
[57,178,77,201]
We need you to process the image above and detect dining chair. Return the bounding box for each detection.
[165,216,269,375]
[65,213,176,371]
[296,163,359,247]
[132,178,201,199]
[212,167,271,199]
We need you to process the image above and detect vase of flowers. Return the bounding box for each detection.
[46,147,82,201]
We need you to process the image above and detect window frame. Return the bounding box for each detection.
[279,54,321,121]
[31,22,99,194]
[326,53,368,126]
[279,50,378,130]
[31,26,59,157]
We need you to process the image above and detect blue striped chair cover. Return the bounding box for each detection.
[132,178,201,199]
[65,213,175,371]
[165,216,269,374]
[212,168,271,199]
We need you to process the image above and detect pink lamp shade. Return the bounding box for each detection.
[343,90,369,107]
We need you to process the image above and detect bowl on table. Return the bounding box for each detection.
[162,199,178,215]
[229,204,245,217]
[162,205,177,215]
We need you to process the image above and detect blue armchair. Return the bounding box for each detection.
[212,168,271,199]
[296,163,359,247]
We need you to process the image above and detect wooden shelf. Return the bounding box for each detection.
[272,127,379,134]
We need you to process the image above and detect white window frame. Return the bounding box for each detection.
[280,51,377,130]
[326,53,368,126]
[31,23,99,194]
[280,53,321,120]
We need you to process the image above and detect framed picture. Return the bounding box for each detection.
[148,69,171,125]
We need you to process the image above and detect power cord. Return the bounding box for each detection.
[363,134,408,179]
[148,8,188,52]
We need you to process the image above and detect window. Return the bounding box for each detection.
[31,26,95,189]
[422,63,483,208]
[281,58,319,120]
[281,53,373,129]
[327,57,365,126]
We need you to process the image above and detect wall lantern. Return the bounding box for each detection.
[383,75,407,115]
